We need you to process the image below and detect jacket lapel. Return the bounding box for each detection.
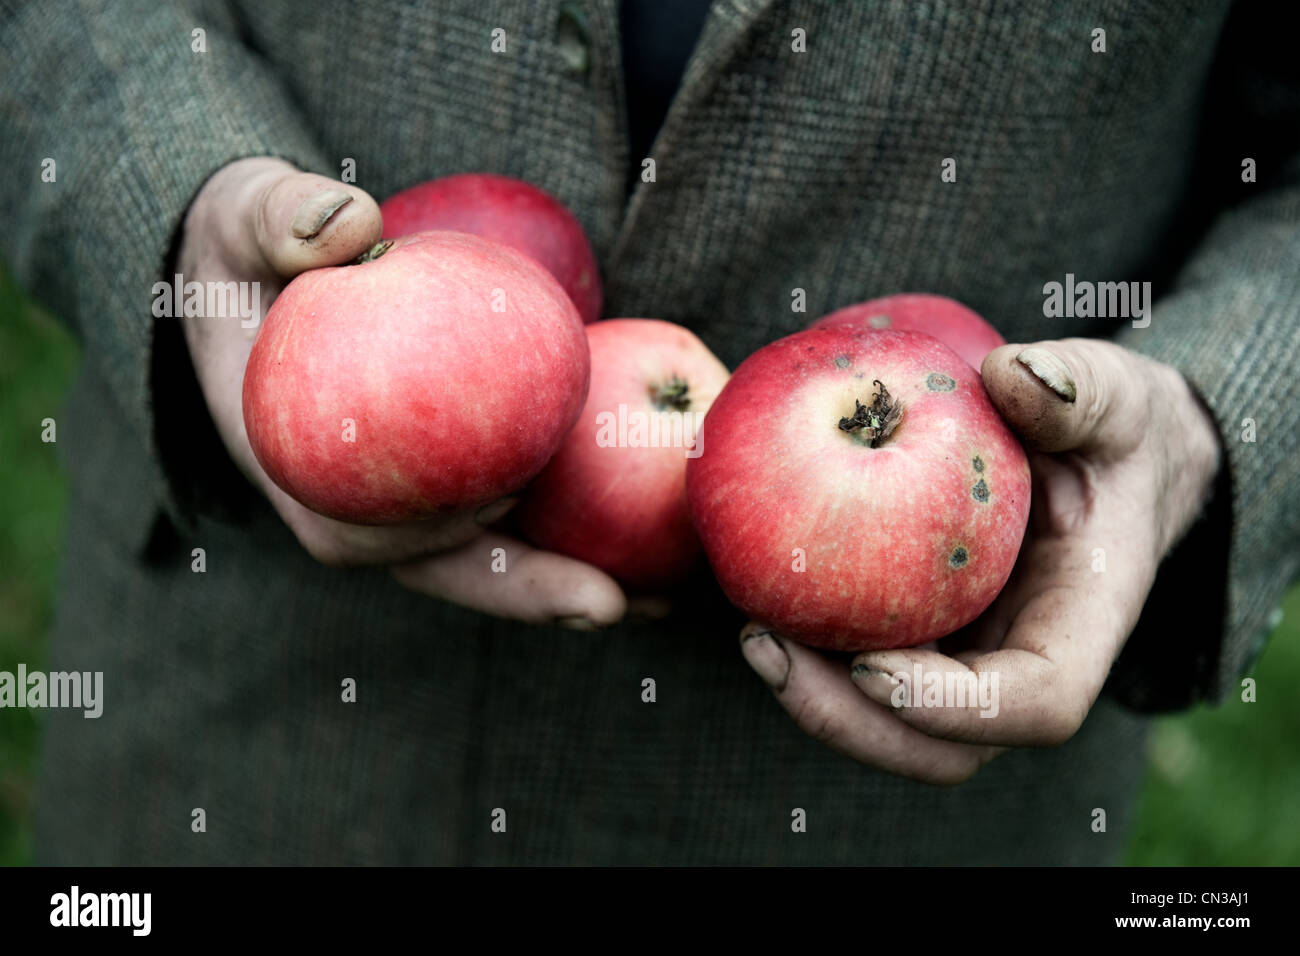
[611,0,780,268]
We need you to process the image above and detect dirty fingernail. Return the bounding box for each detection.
[741,630,791,691]
[1016,347,1077,403]
[626,597,673,622]
[291,190,354,239]
[851,662,903,706]
[475,497,519,527]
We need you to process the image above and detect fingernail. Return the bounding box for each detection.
[475,497,518,527]
[1016,347,1077,403]
[625,597,673,622]
[555,615,599,631]
[291,190,354,239]
[741,630,790,692]
[851,662,904,706]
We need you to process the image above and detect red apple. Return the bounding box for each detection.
[686,326,1029,651]
[516,319,730,590]
[811,293,1005,370]
[243,231,589,524]
[381,173,602,324]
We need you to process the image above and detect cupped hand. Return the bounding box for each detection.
[177,157,625,628]
[738,338,1222,783]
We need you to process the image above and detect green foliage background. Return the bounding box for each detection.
[1,271,1296,866]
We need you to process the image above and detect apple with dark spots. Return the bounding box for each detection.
[686,325,1029,651]
[381,173,603,323]
[243,230,590,524]
[517,318,730,590]
[811,293,1005,370]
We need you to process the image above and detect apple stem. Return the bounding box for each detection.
[651,376,691,412]
[839,380,903,448]
[354,240,394,264]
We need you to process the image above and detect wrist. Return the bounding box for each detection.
[1152,362,1223,556]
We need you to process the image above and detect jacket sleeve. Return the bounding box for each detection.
[1106,9,1300,711]
[0,0,332,530]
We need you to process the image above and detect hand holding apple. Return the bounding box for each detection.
[178,158,625,627]
[688,326,1030,649]
[243,229,590,524]
[737,338,1223,783]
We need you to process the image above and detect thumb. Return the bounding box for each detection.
[249,167,383,278]
[980,338,1142,454]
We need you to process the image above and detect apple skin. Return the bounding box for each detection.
[686,326,1030,651]
[243,230,590,524]
[811,293,1005,370]
[380,173,602,324]
[516,319,730,590]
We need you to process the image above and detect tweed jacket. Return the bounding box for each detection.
[2,0,1296,864]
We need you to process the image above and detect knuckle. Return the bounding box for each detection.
[790,693,843,748]
[1040,700,1087,746]
[253,179,279,252]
